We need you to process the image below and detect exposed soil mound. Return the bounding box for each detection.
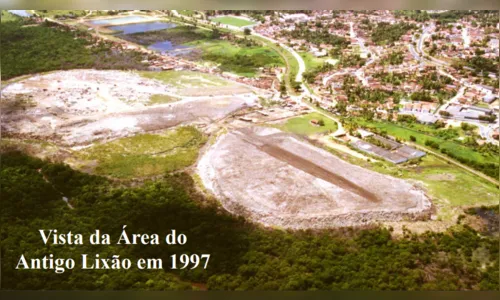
[198,127,432,229]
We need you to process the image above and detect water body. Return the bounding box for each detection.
[8,10,32,17]
[148,40,192,56]
[109,21,177,34]
[90,15,150,25]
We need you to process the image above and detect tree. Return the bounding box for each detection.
[410,135,417,142]
[280,81,287,97]
[244,28,251,35]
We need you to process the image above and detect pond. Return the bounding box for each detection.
[90,15,150,25]
[8,10,32,17]
[148,41,193,56]
[109,22,177,34]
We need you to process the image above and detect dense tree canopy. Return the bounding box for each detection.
[371,22,417,45]
[1,19,149,80]
[1,152,498,290]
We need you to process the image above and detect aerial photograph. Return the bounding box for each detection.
[0,9,499,291]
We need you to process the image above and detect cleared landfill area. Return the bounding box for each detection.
[1,70,256,146]
[198,126,432,229]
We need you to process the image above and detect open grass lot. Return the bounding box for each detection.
[139,70,231,88]
[354,119,498,166]
[189,39,284,77]
[391,156,497,221]
[75,126,206,178]
[299,51,329,70]
[405,156,498,206]
[279,112,338,136]
[147,94,180,105]
[212,16,256,27]
[325,145,498,221]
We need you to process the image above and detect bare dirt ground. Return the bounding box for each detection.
[198,126,433,229]
[1,70,257,146]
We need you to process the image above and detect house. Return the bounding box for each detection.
[483,94,497,104]
[357,129,374,138]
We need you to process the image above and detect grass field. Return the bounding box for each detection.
[211,16,255,27]
[299,51,329,70]
[75,126,206,178]
[279,113,338,136]
[147,94,180,105]
[189,39,284,77]
[325,144,498,221]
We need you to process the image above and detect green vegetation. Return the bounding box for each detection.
[341,75,399,104]
[281,47,299,91]
[75,126,206,178]
[284,24,349,48]
[406,156,498,208]
[121,25,210,46]
[352,118,499,179]
[124,26,283,77]
[327,144,497,221]
[1,10,22,23]
[247,34,298,93]
[373,72,406,86]
[279,113,338,136]
[192,39,283,77]
[1,19,149,80]
[339,53,367,68]
[1,152,498,290]
[300,51,337,84]
[380,51,404,65]
[147,94,180,105]
[258,97,280,107]
[394,10,430,22]
[178,10,196,17]
[371,22,417,45]
[139,70,230,88]
[212,16,255,27]
[34,10,86,19]
[299,51,331,70]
